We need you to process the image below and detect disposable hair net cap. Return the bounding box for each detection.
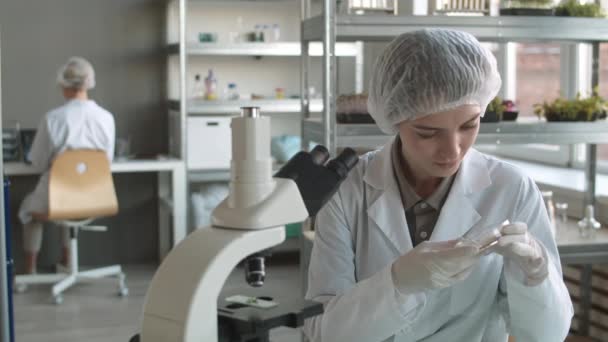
[57,57,96,90]
[367,29,502,135]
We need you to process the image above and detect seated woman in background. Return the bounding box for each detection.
[19,56,115,274]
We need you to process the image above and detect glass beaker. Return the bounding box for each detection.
[541,191,556,238]
[555,202,569,233]
[115,137,131,160]
[578,205,600,239]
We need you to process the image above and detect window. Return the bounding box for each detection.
[516,43,561,116]
[479,43,570,166]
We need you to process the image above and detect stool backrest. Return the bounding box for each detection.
[47,150,118,220]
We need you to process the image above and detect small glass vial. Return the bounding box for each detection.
[555,202,569,223]
[457,227,502,255]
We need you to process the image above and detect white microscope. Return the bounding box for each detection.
[134,107,357,342]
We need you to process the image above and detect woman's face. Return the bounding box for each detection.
[397,104,481,182]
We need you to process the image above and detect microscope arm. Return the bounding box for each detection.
[141,226,285,342]
[140,178,307,342]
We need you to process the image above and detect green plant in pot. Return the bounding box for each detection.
[502,100,519,121]
[500,0,556,15]
[555,0,605,17]
[534,89,608,122]
[483,96,504,122]
[484,96,520,122]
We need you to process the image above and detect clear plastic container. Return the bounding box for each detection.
[191,74,204,99]
[272,24,280,42]
[226,83,239,101]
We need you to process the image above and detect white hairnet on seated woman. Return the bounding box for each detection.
[367,28,502,135]
[56,56,96,90]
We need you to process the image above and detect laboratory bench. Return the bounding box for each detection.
[558,220,608,338]
[4,159,187,260]
[558,221,608,265]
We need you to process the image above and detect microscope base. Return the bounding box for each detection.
[218,286,323,342]
[131,290,322,342]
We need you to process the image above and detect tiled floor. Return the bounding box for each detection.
[11,259,598,342]
[13,261,303,342]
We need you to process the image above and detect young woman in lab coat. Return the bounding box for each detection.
[304,29,573,341]
[19,57,115,274]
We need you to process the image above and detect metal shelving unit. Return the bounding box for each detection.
[303,118,608,148]
[170,98,323,114]
[167,41,361,57]
[301,8,608,152]
[169,2,364,175]
[302,15,608,42]
[168,1,360,247]
[301,1,608,337]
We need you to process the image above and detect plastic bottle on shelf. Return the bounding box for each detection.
[234,16,244,43]
[254,24,264,42]
[204,69,218,101]
[191,73,204,99]
[226,83,240,101]
[262,24,270,42]
[272,24,281,42]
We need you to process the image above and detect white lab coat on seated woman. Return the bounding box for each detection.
[18,98,115,225]
[18,56,116,275]
[303,140,573,342]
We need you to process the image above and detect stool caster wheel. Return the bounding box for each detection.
[118,287,129,297]
[53,295,64,305]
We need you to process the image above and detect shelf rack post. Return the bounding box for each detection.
[583,42,600,214]
[322,0,337,155]
[0,26,11,342]
[578,41,600,338]
[301,0,312,151]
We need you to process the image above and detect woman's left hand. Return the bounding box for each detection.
[493,222,549,286]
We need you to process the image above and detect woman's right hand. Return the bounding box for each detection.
[391,240,480,296]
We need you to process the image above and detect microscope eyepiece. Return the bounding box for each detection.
[309,145,330,165]
[245,254,265,287]
[273,145,358,217]
[326,148,358,179]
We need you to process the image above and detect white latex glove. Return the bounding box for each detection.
[391,240,480,296]
[493,222,548,286]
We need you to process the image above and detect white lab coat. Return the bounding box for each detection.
[304,137,573,342]
[18,99,115,224]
